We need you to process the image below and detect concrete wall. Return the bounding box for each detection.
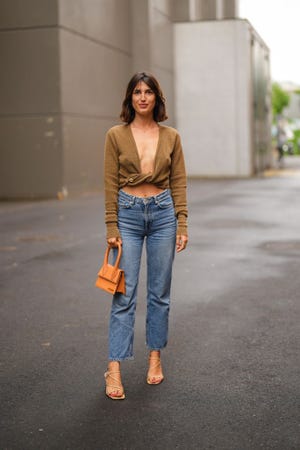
[58,0,132,194]
[131,0,175,125]
[222,0,238,18]
[149,0,175,124]
[0,0,62,198]
[59,0,175,194]
[172,0,190,22]
[284,92,300,120]
[174,20,256,177]
[0,0,175,198]
[250,28,272,173]
[173,0,238,22]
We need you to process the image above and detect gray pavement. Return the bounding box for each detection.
[1,170,300,450]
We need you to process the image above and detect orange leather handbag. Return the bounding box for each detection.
[95,242,126,295]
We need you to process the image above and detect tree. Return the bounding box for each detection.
[272,82,290,117]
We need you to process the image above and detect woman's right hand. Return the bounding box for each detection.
[107,237,122,247]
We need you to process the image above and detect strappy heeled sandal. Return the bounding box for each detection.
[147,356,164,385]
[104,370,125,400]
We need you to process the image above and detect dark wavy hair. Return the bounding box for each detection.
[120,72,168,124]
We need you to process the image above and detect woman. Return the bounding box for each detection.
[104,72,188,400]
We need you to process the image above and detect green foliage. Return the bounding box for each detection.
[272,82,290,116]
[290,129,300,155]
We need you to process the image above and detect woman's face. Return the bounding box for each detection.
[131,81,156,117]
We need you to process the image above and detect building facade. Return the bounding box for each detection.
[0,0,175,198]
[0,0,270,199]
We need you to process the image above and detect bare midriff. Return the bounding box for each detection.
[122,182,164,198]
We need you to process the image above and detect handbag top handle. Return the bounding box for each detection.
[104,242,122,271]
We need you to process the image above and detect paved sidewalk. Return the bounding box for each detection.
[264,154,300,177]
[1,174,300,450]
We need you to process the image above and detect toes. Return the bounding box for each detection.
[109,391,122,398]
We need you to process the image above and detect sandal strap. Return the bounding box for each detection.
[105,372,122,381]
[105,371,124,390]
[106,383,123,390]
[147,354,164,384]
[148,357,161,370]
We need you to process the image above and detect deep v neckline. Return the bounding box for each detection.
[128,124,161,174]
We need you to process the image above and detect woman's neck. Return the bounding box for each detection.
[131,115,158,131]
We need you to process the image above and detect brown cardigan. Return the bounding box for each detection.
[104,124,188,239]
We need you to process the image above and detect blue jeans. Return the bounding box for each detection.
[108,189,177,361]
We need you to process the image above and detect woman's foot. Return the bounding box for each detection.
[147,350,164,385]
[104,361,125,400]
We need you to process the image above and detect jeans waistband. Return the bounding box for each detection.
[119,189,170,204]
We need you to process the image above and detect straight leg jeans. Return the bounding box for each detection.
[108,189,177,361]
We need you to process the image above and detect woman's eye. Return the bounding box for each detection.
[133,89,154,95]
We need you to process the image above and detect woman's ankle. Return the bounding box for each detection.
[108,360,121,372]
[149,350,161,358]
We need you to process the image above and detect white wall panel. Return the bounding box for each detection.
[175,20,253,176]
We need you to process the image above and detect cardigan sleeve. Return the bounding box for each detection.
[169,132,188,236]
[104,130,121,239]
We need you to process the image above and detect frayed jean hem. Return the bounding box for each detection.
[108,356,134,362]
[146,344,167,351]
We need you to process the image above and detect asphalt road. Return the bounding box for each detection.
[1,173,300,450]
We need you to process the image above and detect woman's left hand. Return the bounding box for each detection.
[176,234,188,253]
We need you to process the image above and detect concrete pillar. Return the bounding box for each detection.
[223,0,238,19]
[200,0,217,20]
[189,0,203,21]
[172,0,190,22]
[172,0,237,22]
[201,0,237,20]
